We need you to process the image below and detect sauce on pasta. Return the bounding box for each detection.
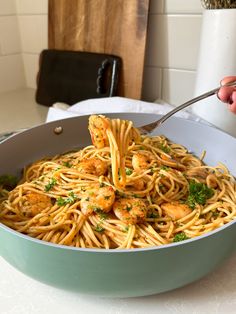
[0,115,235,249]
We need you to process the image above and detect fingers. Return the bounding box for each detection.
[220,76,236,86]
[217,76,236,114]
[227,91,236,114]
[217,86,235,103]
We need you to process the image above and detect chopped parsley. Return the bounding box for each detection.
[125,168,133,175]
[54,167,61,172]
[45,178,57,192]
[212,211,219,217]
[0,174,18,190]
[115,190,127,198]
[57,192,78,206]
[123,226,129,232]
[94,225,105,233]
[186,180,214,209]
[93,207,108,220]
[93,207,103,213]
[173,232,189,242]
[147,212,159,218]
[104,195,111,200]
[62,161,72,168]
[126,205,132,211]
[160,165,169,171]
[150,167,155,174]
[159,144,170,153]
[99,213,108,220]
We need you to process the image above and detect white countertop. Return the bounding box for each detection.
[1,253,236,314]
[0,88,48,134]
[0,89,236,313]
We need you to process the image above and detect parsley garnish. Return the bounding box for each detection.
[160,165,169,171]
[57,192,78,206]
[173,232,189,242]
[125,168,133,175]
[45,178,57,192]
[0,174,18,190]
[93,207,108,220]
[93,207,103,213]
[186,180,214,209]
[124,226,129,232]
[62,161,72,168]
[95,225,105,233]
[147,212,159,218]
[159,144,170,153]
[115,190,127,198]
[99,213,108,220]
[126,205,132,211]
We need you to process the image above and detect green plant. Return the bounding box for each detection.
[201,0,236,8]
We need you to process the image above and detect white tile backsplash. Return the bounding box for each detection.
[145,14,202,70]
[15,0,48,15]
[18,15,48,53]
[0,54,25,93]
[0,0,16,16]
[162,68,196,105]
[164,0,203,14]
[0,0,204,105]
[0,16,21,54]
[22,53,40,89]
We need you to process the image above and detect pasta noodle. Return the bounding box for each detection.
[0,114,235,249]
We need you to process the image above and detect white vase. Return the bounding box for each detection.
[192,9,236,137]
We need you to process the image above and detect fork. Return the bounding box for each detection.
[138,80,236,135]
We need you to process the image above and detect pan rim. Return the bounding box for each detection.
[0,219,235,254]
[0,113,235,254]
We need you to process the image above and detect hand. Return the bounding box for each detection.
[217,76,236,114]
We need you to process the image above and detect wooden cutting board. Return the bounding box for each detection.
[48,0,150,99]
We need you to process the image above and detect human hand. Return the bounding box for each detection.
[217,76,236,114]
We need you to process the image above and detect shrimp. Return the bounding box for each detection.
[77,158,108,176]
[161,201,192,220]
[80,184,115,216]
[131,179,146,191]
[132,152,155,172]
[88,115,110,148]
[113,198,147,224]
[23,192,52,217]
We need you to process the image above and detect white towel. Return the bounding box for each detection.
[46,96,205,123]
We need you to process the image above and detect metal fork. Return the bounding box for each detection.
[138,80,236,135]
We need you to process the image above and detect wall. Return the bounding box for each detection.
[16,0,48,89]
[0,0,25,93]
[142,0,203,105]
[1,0,204,105]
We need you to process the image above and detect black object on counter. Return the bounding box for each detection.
[35,49,121,106]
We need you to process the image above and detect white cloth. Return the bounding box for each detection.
[46,97,204,123]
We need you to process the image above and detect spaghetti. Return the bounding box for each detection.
[0,114,235,249]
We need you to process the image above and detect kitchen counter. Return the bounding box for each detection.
[0,88,48,134]
[1,253,236,314]
[0,90,236,313]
